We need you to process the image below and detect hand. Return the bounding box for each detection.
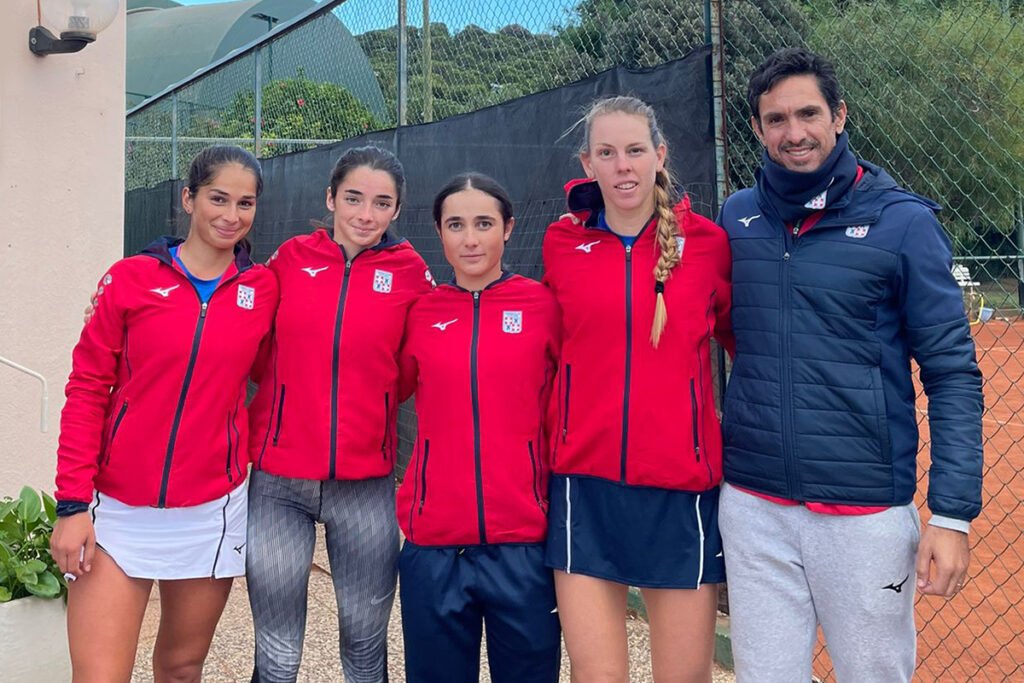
[50,513,96,579]
[83,295,97,325]
[916,525,970,597]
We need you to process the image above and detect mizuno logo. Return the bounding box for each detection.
[149,285,179,298]
[432,319,458,331]
[882,575,910,593]
[738,215,761,227]
[575,241,600,253]
[302,266,329,278]
[233,543,246,555]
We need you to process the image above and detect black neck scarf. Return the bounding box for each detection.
[756,131,858,224]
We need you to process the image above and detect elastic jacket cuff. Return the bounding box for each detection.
[56,500,91,517]
[928,514,970,534]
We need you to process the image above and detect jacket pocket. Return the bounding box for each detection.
[690,379,701,462]
[417,439,431,513]
[104,400,129,465]
[870,367,891,463]
[561,364,572,444]
[527,440,545,512]
[272,384,286,446]
[226,412,235,483]
[381,392,390,459]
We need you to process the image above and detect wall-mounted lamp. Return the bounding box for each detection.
[29,0,119,56]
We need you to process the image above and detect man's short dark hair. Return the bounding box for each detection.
[747,48,843,124]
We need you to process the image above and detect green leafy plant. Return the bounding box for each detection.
[0,487,66,602]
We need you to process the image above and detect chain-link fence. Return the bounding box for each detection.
[125,0,1022,680]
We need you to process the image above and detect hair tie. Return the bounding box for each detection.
[654,281,665,295]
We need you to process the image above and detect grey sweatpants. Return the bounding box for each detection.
[247,471,399,683]
[719,483,919,683]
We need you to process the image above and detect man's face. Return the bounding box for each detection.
[752,74,847,173]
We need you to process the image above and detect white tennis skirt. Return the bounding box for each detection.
[90,482,248,580]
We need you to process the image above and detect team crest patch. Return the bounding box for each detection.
[103,274,113,286]
[373,269,393,294]
[845,225,870,239]
[804,189,828,210]
[424,267,436,287]
[237,284,255,310]
[675,236,685,255]
[502,310,523,334]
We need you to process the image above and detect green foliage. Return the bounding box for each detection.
[808,0,1024,254]
[0,488,66,602]
[195,71,382,158]
[358,22,596,125]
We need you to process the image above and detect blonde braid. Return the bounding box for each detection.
[650,167,681,348]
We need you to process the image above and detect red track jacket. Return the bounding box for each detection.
[249,229,433,480]
[396,274,561,546]
[543,179,734,491]
[56,238,278,508]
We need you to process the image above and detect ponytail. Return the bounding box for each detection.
[650,168,681,348]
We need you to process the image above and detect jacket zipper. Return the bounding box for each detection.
[417,439,431,514]
[779,221,802,497]
[527,440,544,511]
[159,299,209,507]
[561,364,572,443]
[620,244,634,483]
[381,392,390,459]
[273,384,286,446]
[329,258,354,479]
[104,400,129,465]
[690,379,701,462]
[471,291,488,543]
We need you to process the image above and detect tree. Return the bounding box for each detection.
[810,0,1024,259]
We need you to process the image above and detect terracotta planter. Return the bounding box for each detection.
[0,596,72,681]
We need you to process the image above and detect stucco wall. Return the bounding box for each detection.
[0,4,126,497]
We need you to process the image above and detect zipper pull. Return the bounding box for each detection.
[200,302,208,318]
[783,252,791,261]
[625,244,632,260]
[345,260,352,273]
[473,291,481,307]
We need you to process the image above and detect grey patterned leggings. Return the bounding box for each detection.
[247,471,399,683]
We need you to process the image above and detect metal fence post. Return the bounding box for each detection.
[171,92,179,179]
[254,47,263,156]
[397,0,408,126]
[423,0,432,123]
[709,0,729,209]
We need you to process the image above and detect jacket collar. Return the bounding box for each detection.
[139,235,255,272]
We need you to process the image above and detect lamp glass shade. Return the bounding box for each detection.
[40,0,120,40]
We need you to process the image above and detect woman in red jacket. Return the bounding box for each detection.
[542,96,734,682]
[245,146,433,683]
[396,173,562,682]
[50,146,278,682]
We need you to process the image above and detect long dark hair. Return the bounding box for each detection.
[432,172,514,227]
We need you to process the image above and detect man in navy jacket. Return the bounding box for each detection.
[716,47,984,682]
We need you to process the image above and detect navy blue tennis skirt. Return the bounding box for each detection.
[545,474,725,589]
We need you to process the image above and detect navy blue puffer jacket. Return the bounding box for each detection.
[718,161,983,521]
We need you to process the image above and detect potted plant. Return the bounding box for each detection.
[0,486,72,680]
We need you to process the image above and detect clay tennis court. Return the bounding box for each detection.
[812,320,1024,681]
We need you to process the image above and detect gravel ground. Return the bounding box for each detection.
[133,528,735,682]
